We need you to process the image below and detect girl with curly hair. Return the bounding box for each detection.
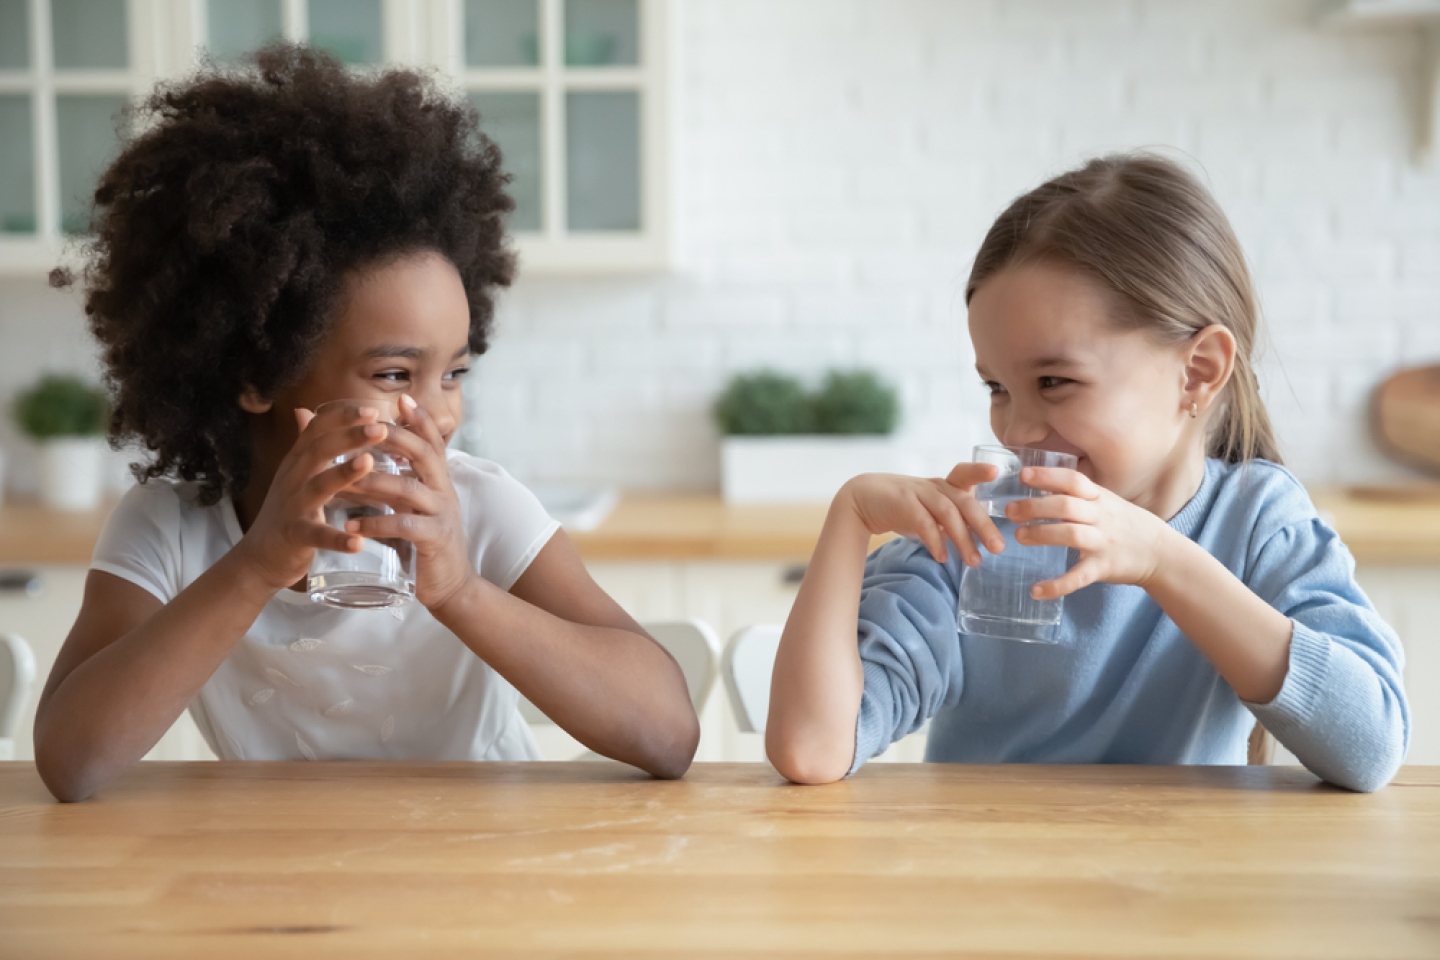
[34,45,699,801]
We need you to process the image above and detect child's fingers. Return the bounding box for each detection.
[288,518,362,554]
[346,471,441,516]
[300,454,373,509]
[1007,494,1096,526]
[935,482,1004,555]
[399,394,448,454]
[343,511,436,544]
[1019,466,1098,499]
[944,461,1001,491]
[1015,520,1100,553]
[1033,557,1104,600]
[300,422,388,473]
[915,484,973,566]
[384,397,448,488]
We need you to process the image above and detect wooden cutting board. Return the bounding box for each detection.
[1373,365,1440,476]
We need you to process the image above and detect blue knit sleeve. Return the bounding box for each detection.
[849,538,966,774]
[1242,518,1409,792]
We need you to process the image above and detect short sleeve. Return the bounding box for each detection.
[90,480,185,604]
[449,452,560,591]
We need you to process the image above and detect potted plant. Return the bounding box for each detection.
[715,369,913,503]
[13,374,110,511]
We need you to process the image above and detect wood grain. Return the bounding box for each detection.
[1,762,1437,958]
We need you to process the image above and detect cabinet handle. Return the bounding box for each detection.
[0,570,43,598]
[782,564,807,585]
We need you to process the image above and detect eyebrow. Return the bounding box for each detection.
[362,344,472,362]
[974,356,1083,382]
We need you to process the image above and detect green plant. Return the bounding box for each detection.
[714,371,814,436]
[812,370,899,435]
[13,374,109,439]
[714,368,900,437]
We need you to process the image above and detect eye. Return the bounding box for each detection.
[1038,376,1073,390]
[445,366,471,382]
[375,369,411,383]
[982,380,1006,397]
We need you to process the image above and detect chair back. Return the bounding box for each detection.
[723,625,783,734]
[0,634,37,761]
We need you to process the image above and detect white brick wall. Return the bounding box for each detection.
[3,0,1438,495]
[471,0,1440,490]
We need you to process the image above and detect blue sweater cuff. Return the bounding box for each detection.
[1241,619,1331,729]
[849,661,893,776]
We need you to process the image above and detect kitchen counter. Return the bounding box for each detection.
[2,487,1439,566]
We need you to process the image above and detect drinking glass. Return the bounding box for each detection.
[956,445,1079,643]
[306,399,416,609]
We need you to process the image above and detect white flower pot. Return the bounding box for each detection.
[38,437,106,511]
[721,436,918,504]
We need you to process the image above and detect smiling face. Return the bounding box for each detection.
[237,250,474,515]
[967,261,1209,514]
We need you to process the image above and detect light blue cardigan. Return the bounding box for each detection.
[851,458,1409,792]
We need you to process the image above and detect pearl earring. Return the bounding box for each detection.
[1189,402,1199,419]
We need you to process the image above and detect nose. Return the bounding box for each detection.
[995,400,1050,448]
[408,383,458,440]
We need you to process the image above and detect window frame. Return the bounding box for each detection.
[430,0,670,273]
[0,0,158,274]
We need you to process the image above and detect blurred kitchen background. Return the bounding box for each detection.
[1,0,1437,766]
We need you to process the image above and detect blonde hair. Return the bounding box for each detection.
[966,153,1282,466]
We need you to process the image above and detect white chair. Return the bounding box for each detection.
[0,634,37,761]
[519,618,722,725]
[723,624,783,734]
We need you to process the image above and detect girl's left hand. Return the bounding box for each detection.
[341,395,474,612]
[1005,467,1176,600]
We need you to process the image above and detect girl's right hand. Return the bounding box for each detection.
[233,403,387,592]
[839,464,1006,567]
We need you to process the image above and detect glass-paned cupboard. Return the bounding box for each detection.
[0,0,137,251]
[0,0,668,274]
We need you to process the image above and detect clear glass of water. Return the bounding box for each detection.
[956,445,1079,643]
[306,399,416,610]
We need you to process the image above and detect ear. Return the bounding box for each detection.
[1182,325,1236,417]
[238,386,273,415]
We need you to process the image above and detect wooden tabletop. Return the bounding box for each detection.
[2,762,1437,958]
[3,486,1440,565]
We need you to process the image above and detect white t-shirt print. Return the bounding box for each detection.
[90,451,561,762]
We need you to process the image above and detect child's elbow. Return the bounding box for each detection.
[33,738,101,804]
[633,704,700,781]
[766,729,851,785]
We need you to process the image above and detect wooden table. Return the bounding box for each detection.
[2,763,1437,958]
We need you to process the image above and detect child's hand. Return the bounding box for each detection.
[840,463,1005,567]
[1005,467,1176,599]
[235,403,385,591]
[340,395,474,612]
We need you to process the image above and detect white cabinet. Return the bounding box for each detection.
[0,563,214,762]
[0,0,168,272]
[0,0,670,276]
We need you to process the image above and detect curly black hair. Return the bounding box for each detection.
[54,44,515,505]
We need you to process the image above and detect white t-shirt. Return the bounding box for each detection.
[90,451,560,762]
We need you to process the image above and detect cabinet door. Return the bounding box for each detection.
[0,564,214,762]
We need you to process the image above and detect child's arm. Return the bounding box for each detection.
[766,465,1000,784]
[341,396,699,779]
[35,407,386,802]
[1012,466,1407,792]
